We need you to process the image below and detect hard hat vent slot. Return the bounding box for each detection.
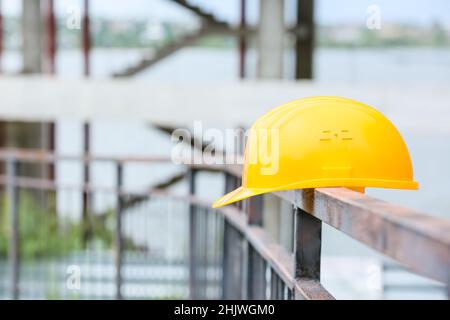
[319,129,353,142]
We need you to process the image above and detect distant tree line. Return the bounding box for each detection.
[2,17,449,49]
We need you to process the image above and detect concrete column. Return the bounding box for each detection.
[22,0,42,73]
[3,121,55,212]
[257,0,284,79]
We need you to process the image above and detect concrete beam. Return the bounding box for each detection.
[0,77,449,133]
[257,0,285,79]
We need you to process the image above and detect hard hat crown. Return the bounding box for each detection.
[213,96,418,208]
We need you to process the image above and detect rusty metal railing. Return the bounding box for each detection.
[188,168,450,299]
[0,148,449,299]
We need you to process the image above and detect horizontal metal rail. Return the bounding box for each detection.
[0,174,212,209]
[276,189,450,285]
[0,148,172,164]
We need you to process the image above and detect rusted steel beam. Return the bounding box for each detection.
[239,0,247,79]
[46,0,56,74]
[294,278,334,300]
[247,195,264,225]
[113,29,207,78]
[295,0,314,79]
[82,0,90,77]
[170,0,229,28]
[277,188,450,285]
[293,207,321,280]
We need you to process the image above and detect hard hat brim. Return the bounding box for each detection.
[212,186,265,209]
[212,178,419,209]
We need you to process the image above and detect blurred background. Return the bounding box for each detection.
[0,0,449,300]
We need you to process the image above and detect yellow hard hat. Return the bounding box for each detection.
[213,96,418,208]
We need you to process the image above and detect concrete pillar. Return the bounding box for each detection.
[2,121,56,212]
[257,0,284,79]
[4,122,52,176]
[22,0,42,73]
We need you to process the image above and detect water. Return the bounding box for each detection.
[3,47,450,83]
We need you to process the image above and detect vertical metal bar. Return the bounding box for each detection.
[114,162,123,300]
[244,195,264,300]
[287,288,293,300]
[215,212,222,299]
[197,208,210,299]
[82,0,90,76]
[46,0,56,74]
[188,169,197,299]
[241,236,249,299]
[222,221,231,298]
[270,269,277,299]
[248,195,263,225]
[247,247,266,299]
[235,125,245,156]
[293,207,321,280]
[82,121,91,246]
[202,208,210,299]
[225,172,241,211]
[295,0,314,79]
[48,122,56,182]
[7,156,19,299]
[447,281,450,300]
[222,222,243,299]
[224,172,236,194]
[238,0,247,78]
[278,276,284,299]
[447,270,450,300]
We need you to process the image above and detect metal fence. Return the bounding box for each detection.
[0,149,223,299]
[1,149,450,300]
[202,167,450,299]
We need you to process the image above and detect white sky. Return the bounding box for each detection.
[1,0,449,26]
